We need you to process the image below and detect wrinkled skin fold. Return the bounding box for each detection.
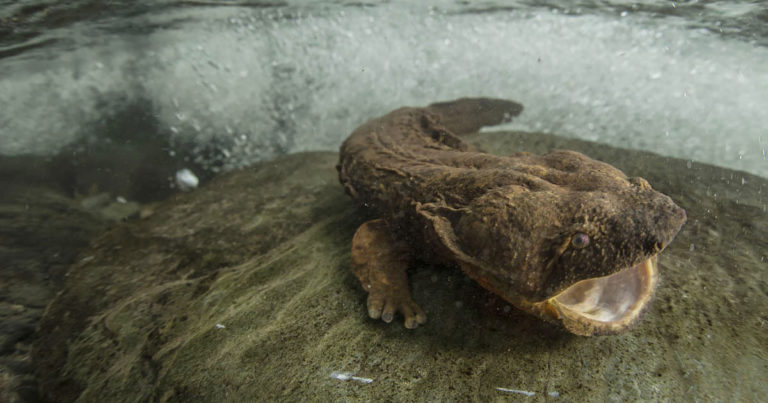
[337,98,686,336]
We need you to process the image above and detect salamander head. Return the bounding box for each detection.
[446,151,686,335]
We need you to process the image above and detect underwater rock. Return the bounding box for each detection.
[0,155,112,403]
[33,132,768,401]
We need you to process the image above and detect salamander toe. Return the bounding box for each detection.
[367,294,384,319]
[403,304,427,329]
[366,292,426,328]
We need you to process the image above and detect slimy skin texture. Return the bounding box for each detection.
[337,98,686,335]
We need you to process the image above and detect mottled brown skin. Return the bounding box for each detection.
[337,98,686,332]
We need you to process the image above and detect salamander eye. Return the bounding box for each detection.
[571,233,590,248]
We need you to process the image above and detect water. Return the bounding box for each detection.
[2,1,768,401]
[2,0,768,176]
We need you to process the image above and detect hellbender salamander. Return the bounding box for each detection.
[337,98,685,335]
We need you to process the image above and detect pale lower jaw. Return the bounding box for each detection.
[533,256,659,336]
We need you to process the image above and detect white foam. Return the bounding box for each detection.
[1,3,767,177]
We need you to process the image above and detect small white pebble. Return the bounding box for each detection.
[549,391,560,397]
[116,196,127,203]
[215,323,226,329]
[175,168,199,191]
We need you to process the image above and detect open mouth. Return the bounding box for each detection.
[536,256,658,336]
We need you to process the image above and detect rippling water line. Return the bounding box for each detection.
[1,2,767,177]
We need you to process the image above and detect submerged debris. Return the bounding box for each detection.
[496,387,535,396]
[330,371,373,384]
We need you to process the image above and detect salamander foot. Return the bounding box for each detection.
[351,219,427,329]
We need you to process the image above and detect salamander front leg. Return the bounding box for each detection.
[351,219,427,329]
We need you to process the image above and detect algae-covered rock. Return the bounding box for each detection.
[34,132,768,401]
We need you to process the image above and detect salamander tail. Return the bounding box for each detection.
[427,97,523,135]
